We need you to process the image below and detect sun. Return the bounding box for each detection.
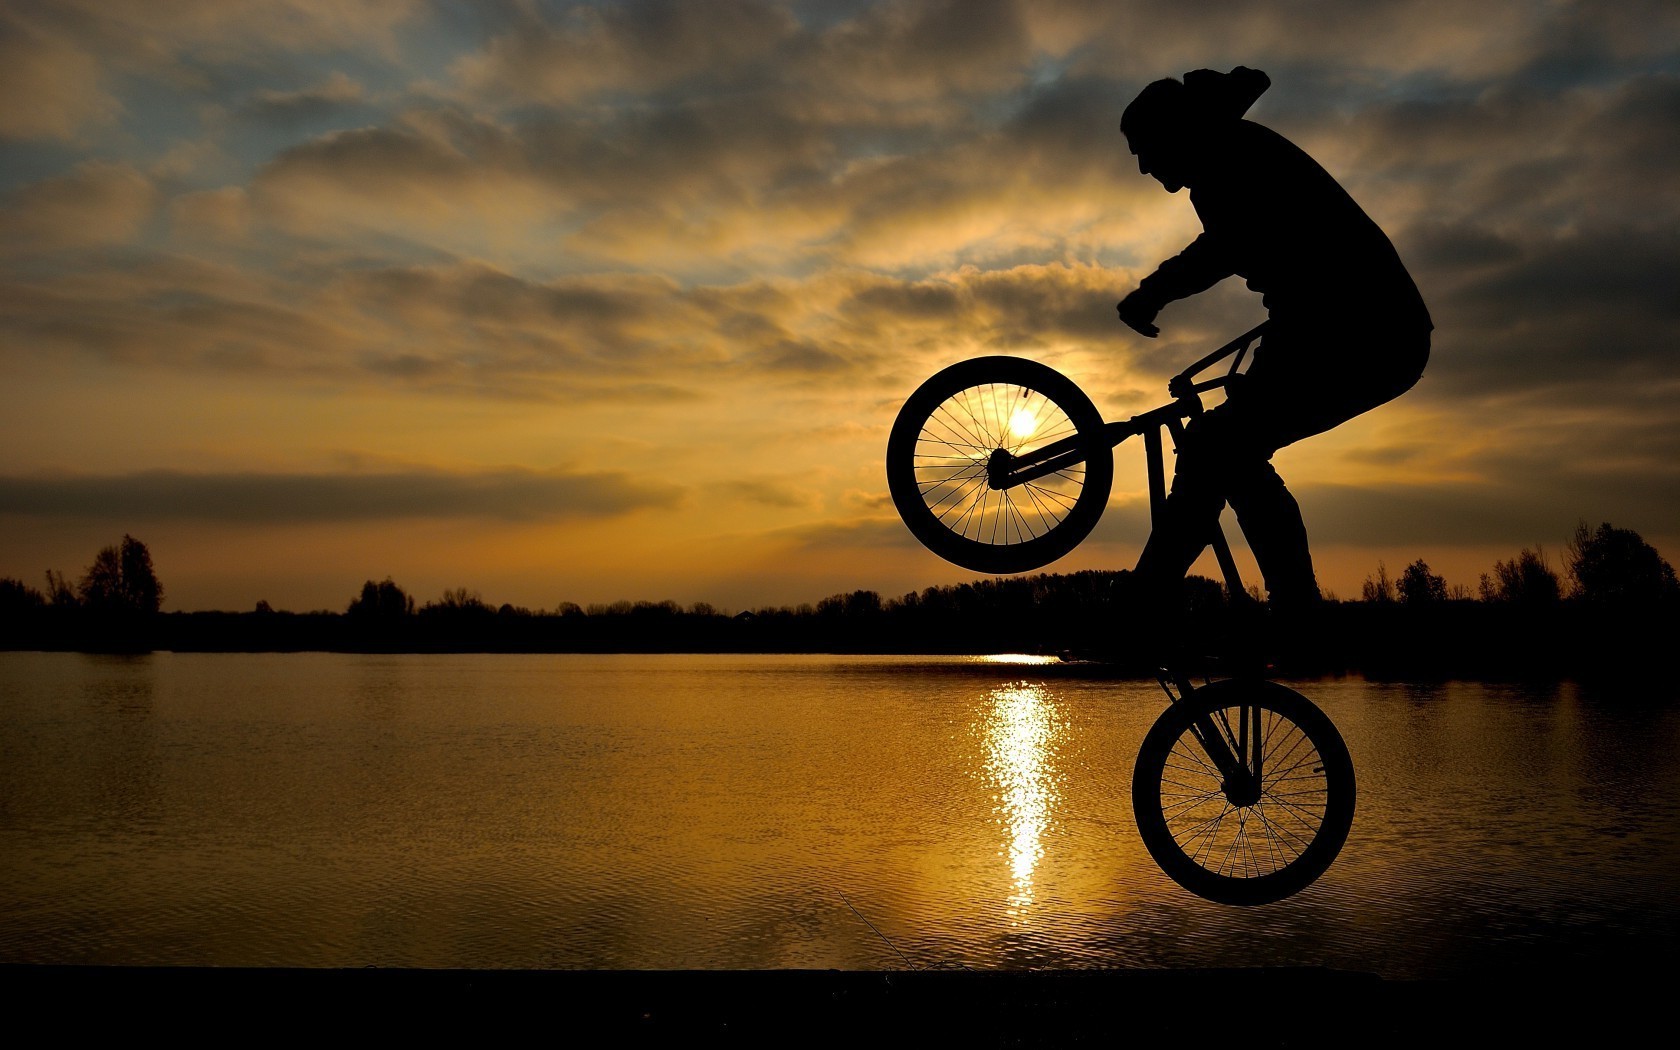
[1008,408,1037,439]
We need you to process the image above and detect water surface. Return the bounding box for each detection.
[2,651,1676,978]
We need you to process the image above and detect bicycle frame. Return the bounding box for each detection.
[987,322,1274,788]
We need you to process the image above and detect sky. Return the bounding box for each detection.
[1,0,1677,614]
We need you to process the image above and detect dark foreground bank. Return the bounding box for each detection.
[5,964,1655,1045]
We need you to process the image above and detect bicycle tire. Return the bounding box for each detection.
[1131,679,1355,906]
[885,357,1113,574]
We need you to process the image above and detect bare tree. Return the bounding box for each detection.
[1480,547,1560,605]
[1361,561,1395,603]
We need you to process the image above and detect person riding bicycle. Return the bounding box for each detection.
[1116,66,1431,631]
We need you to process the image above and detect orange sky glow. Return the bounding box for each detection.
[2,0,1677,614]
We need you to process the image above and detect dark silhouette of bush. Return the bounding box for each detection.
[1480,548,1561,606]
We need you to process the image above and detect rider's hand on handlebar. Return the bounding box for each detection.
[1117,290,1160,338]
[1168,372,1195,399]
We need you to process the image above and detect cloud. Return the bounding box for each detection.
[167,186,252,241]
[775,514,925,552]
[0,468,681,523]
[9,0,425,69]
[0,255,726,399]
[797,0,1032,105]
[251,117,565,254]
[0,162,156,251]
[715,480,822,509]
[1299,472,1680,550]
[452,0,798,105]
[236,71,366,126]
[0,11,119,141]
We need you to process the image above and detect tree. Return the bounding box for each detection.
[429,587,490,612]
[1479,547,1560,606]
[0,577,46,614]
[1565,521,1680,606]
[347,578,414,619]
[76,535,163,614]
[818,590,883,619]
[1397,559,1447,605]
[420,587,494,622]
[44,570,77,607]
[78,545,124,610]
[119,536,162,613]
[1361,561,1395,603]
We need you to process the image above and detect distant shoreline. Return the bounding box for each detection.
[3,601,1674,685]
[10,555,1677,682]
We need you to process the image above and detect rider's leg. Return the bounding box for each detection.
[1129,398,1322,665]
[1226,461,1320,614]
[1125,414,1242,658]
[1130,487,1222,597]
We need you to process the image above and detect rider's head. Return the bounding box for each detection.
[1122,79,1196,192]
[1121,67,1270,193]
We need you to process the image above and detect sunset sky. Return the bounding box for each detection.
[2,0,1676,614]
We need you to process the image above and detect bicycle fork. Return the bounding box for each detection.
[1158,672,1265,806]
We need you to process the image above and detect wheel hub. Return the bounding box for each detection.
[1222,772,1262,808]
[985,447,1012,490]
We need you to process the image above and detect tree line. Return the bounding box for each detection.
[1356,522,1679,609]
[2,522,1676,678]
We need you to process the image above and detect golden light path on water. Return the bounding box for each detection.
[980,679,1065,920]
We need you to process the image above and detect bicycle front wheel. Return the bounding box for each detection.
[885,356,1113,574]
[1131,679,1355,906]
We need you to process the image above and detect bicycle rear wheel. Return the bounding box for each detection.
[1131,679,1355,906]
[885,357,1113,574]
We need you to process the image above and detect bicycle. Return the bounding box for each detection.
[885,322,1355,905]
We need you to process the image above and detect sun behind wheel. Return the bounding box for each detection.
[1131,679,1355,906]
[885,356,1114,574]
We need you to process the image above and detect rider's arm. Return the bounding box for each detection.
[1136,232,1234,306]
[1118,232,1234,337]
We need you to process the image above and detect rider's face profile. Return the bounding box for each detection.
[1128,136,1188,193]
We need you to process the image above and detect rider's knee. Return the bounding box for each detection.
[1225,460,1290,507]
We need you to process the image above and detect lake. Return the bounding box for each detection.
[2,651,1677,979]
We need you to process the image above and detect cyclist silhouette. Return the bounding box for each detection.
[1117,67,1431,632]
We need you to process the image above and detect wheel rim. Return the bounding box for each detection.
[1157,702,1333,882]
[910,380,1090,549]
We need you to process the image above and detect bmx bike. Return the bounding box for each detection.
[885,322,1355,905]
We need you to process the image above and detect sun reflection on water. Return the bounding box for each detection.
[980,681,1064,919]
[971,653,1061,666]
